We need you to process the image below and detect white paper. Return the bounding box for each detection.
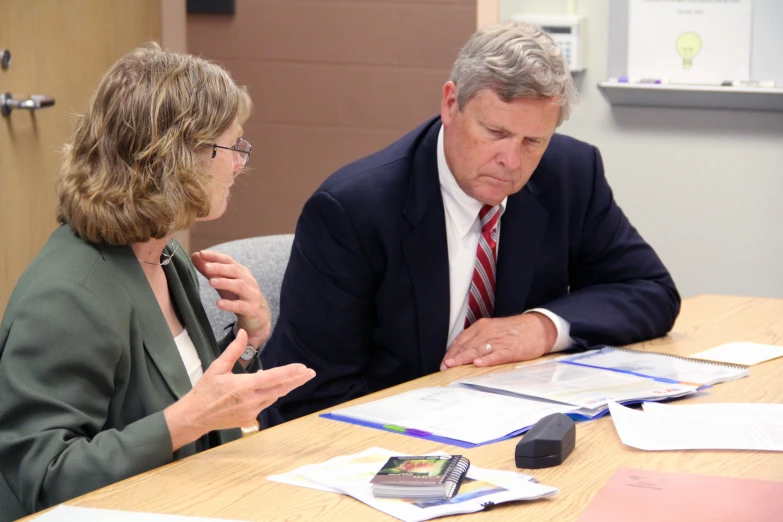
[329,386,576,445]
[457,361,698,410]
[628,0,753,84]
[270,447,556,522]
[691,342,783,366]
[32,506,248,522]
[564,347,748,386]
[608,400,783,451]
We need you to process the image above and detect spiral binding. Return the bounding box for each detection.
[444,456,471,498]
[606,346,749,369]
[481,501,496,509]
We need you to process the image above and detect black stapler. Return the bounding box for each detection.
[515,413,576,469]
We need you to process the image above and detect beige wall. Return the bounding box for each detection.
[187,0,476,251]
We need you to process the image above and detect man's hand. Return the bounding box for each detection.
[192,250,271,349]
[440,312,557,370]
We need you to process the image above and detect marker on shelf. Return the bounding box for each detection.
[721,80,776,88]
[615,76,669,84]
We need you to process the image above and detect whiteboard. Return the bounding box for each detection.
[608,0,783,86]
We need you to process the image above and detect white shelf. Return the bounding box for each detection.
[597,82,783,112]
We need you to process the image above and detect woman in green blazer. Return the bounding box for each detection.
[0,45,315,520]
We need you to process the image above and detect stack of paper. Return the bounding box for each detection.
[608,401,783,451]
[327,386,577,446]
[456,359,699,417]
[268,447,557,522]
[323,346,749,446]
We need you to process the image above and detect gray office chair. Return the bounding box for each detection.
[197,234,294,347]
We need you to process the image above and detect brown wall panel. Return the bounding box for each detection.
[245,122,408,186]
[188,0,476,251]
[230,60,449,128]
[188,1,474,66]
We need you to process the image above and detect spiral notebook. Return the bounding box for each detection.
[455,346,748,416]
[563,346,749,387]
[370,455,470,500]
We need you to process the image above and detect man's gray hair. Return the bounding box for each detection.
[449,20,578,125]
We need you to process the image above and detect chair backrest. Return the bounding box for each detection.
[197,234,294,344]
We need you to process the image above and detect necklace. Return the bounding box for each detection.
[137,240,180,266]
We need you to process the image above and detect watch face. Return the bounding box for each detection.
[240,345,257,361]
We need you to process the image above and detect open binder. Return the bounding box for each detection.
[457,347,748,418]
[322,347,748,446]
[563,346,749,386]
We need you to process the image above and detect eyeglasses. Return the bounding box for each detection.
[211,137,252,167]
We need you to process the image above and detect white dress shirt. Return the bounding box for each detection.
[436,125,573,352]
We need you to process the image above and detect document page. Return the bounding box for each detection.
[563,347,748,386]
[329,386,576,445]
[577,467,783,522]
[270,447,557,522]
[456,361,697,409]
[32,506,247,522]
[690,342,783,366]
[608,401,783,451]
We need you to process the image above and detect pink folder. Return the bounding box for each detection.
[577,467,783,522]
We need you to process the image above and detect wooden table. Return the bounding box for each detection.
[31,295,783,520]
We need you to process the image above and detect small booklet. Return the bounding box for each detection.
[370,455,470,500]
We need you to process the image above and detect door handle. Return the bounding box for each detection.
[1,92,56,117]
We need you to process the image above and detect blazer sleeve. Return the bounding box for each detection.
[0,280,173,513]
[543,146,681,347]
[260,191,377,422]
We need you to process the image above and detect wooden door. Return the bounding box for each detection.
[0,0,168,313]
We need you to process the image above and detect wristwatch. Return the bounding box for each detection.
[240,344,259,362]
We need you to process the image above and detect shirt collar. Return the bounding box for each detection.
[437,124,506,238]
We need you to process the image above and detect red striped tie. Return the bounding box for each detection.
[464,205,500,329]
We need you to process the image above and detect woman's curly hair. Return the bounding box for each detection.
[56,43,252,245]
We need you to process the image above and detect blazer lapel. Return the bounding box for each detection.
[165,257,219,369]
[494,181,550,316]
[98,243,193,400]
[402,119,451,374]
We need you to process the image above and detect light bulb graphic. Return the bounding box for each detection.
[675,32,702,69]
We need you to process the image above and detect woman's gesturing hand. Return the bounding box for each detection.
[164,329,315,450]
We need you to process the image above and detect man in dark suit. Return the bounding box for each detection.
[260,20,680,423]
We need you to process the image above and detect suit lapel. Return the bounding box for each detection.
[99,243,193,400]
[165,255,219,369]
[494,182,550,316]
[402,119,450,374]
